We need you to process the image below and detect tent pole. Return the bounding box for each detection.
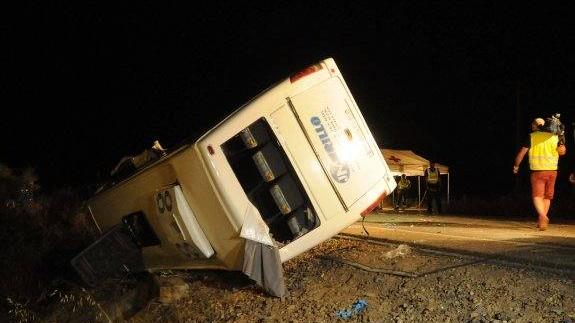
[418,176,421,211]
[447,172,450,205]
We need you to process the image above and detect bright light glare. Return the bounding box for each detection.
[337,137,361,163]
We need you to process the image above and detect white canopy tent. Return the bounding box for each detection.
[381,149,450,208]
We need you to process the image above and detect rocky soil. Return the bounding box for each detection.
[119,237,575,323]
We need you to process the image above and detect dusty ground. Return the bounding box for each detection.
[109,236,575,323]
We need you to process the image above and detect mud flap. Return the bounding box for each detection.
[71,223,144,287]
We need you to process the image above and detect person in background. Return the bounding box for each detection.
[513,118,567,231]
[424,162,441,214]
[394,174,411,212]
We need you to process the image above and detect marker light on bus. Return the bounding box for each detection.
[290,64,323,83]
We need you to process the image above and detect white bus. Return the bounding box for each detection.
[76,58,396,288]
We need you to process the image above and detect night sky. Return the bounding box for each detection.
[2,2,574,197]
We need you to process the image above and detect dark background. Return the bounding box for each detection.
[1,1,574,198]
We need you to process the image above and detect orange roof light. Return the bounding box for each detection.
[290,64,323,83]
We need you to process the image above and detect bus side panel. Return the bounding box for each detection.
[89,162,193,269]
[88,148,244,271]
[89,163,177,235]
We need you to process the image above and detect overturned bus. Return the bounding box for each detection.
[73,58,396,296]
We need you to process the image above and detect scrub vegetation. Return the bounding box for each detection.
[0,164,99,322]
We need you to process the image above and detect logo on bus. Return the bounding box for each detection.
[310,116,350,183]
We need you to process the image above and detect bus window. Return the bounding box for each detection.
[222,118,320,243]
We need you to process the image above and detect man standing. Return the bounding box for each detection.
[424,162,441,214]
[513,118,566,230]
[394,174,411,212]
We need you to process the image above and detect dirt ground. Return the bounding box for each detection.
[111,236,575,323]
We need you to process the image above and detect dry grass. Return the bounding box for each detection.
[0,164,100,322]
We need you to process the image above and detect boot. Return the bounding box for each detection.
[538,216,549,231]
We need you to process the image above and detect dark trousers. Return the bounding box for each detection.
[427,189,441,214]
[395,190,407,209]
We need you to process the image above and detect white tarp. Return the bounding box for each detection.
[380,149,451,206]
[240,202,275,246]
[381,149,449,176]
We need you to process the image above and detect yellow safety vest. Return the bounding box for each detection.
[528,131,559,171]
[398,178,410,190]
[426,168,439,184]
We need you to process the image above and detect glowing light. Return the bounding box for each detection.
[337,136,361,163]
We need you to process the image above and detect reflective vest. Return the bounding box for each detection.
[398,178,410,190]
[528,131,559,171]
[426,168,439,184]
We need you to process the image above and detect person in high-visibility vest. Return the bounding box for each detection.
[424,162,442,214]
[394,174,411,211]
[513,118,567,231]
